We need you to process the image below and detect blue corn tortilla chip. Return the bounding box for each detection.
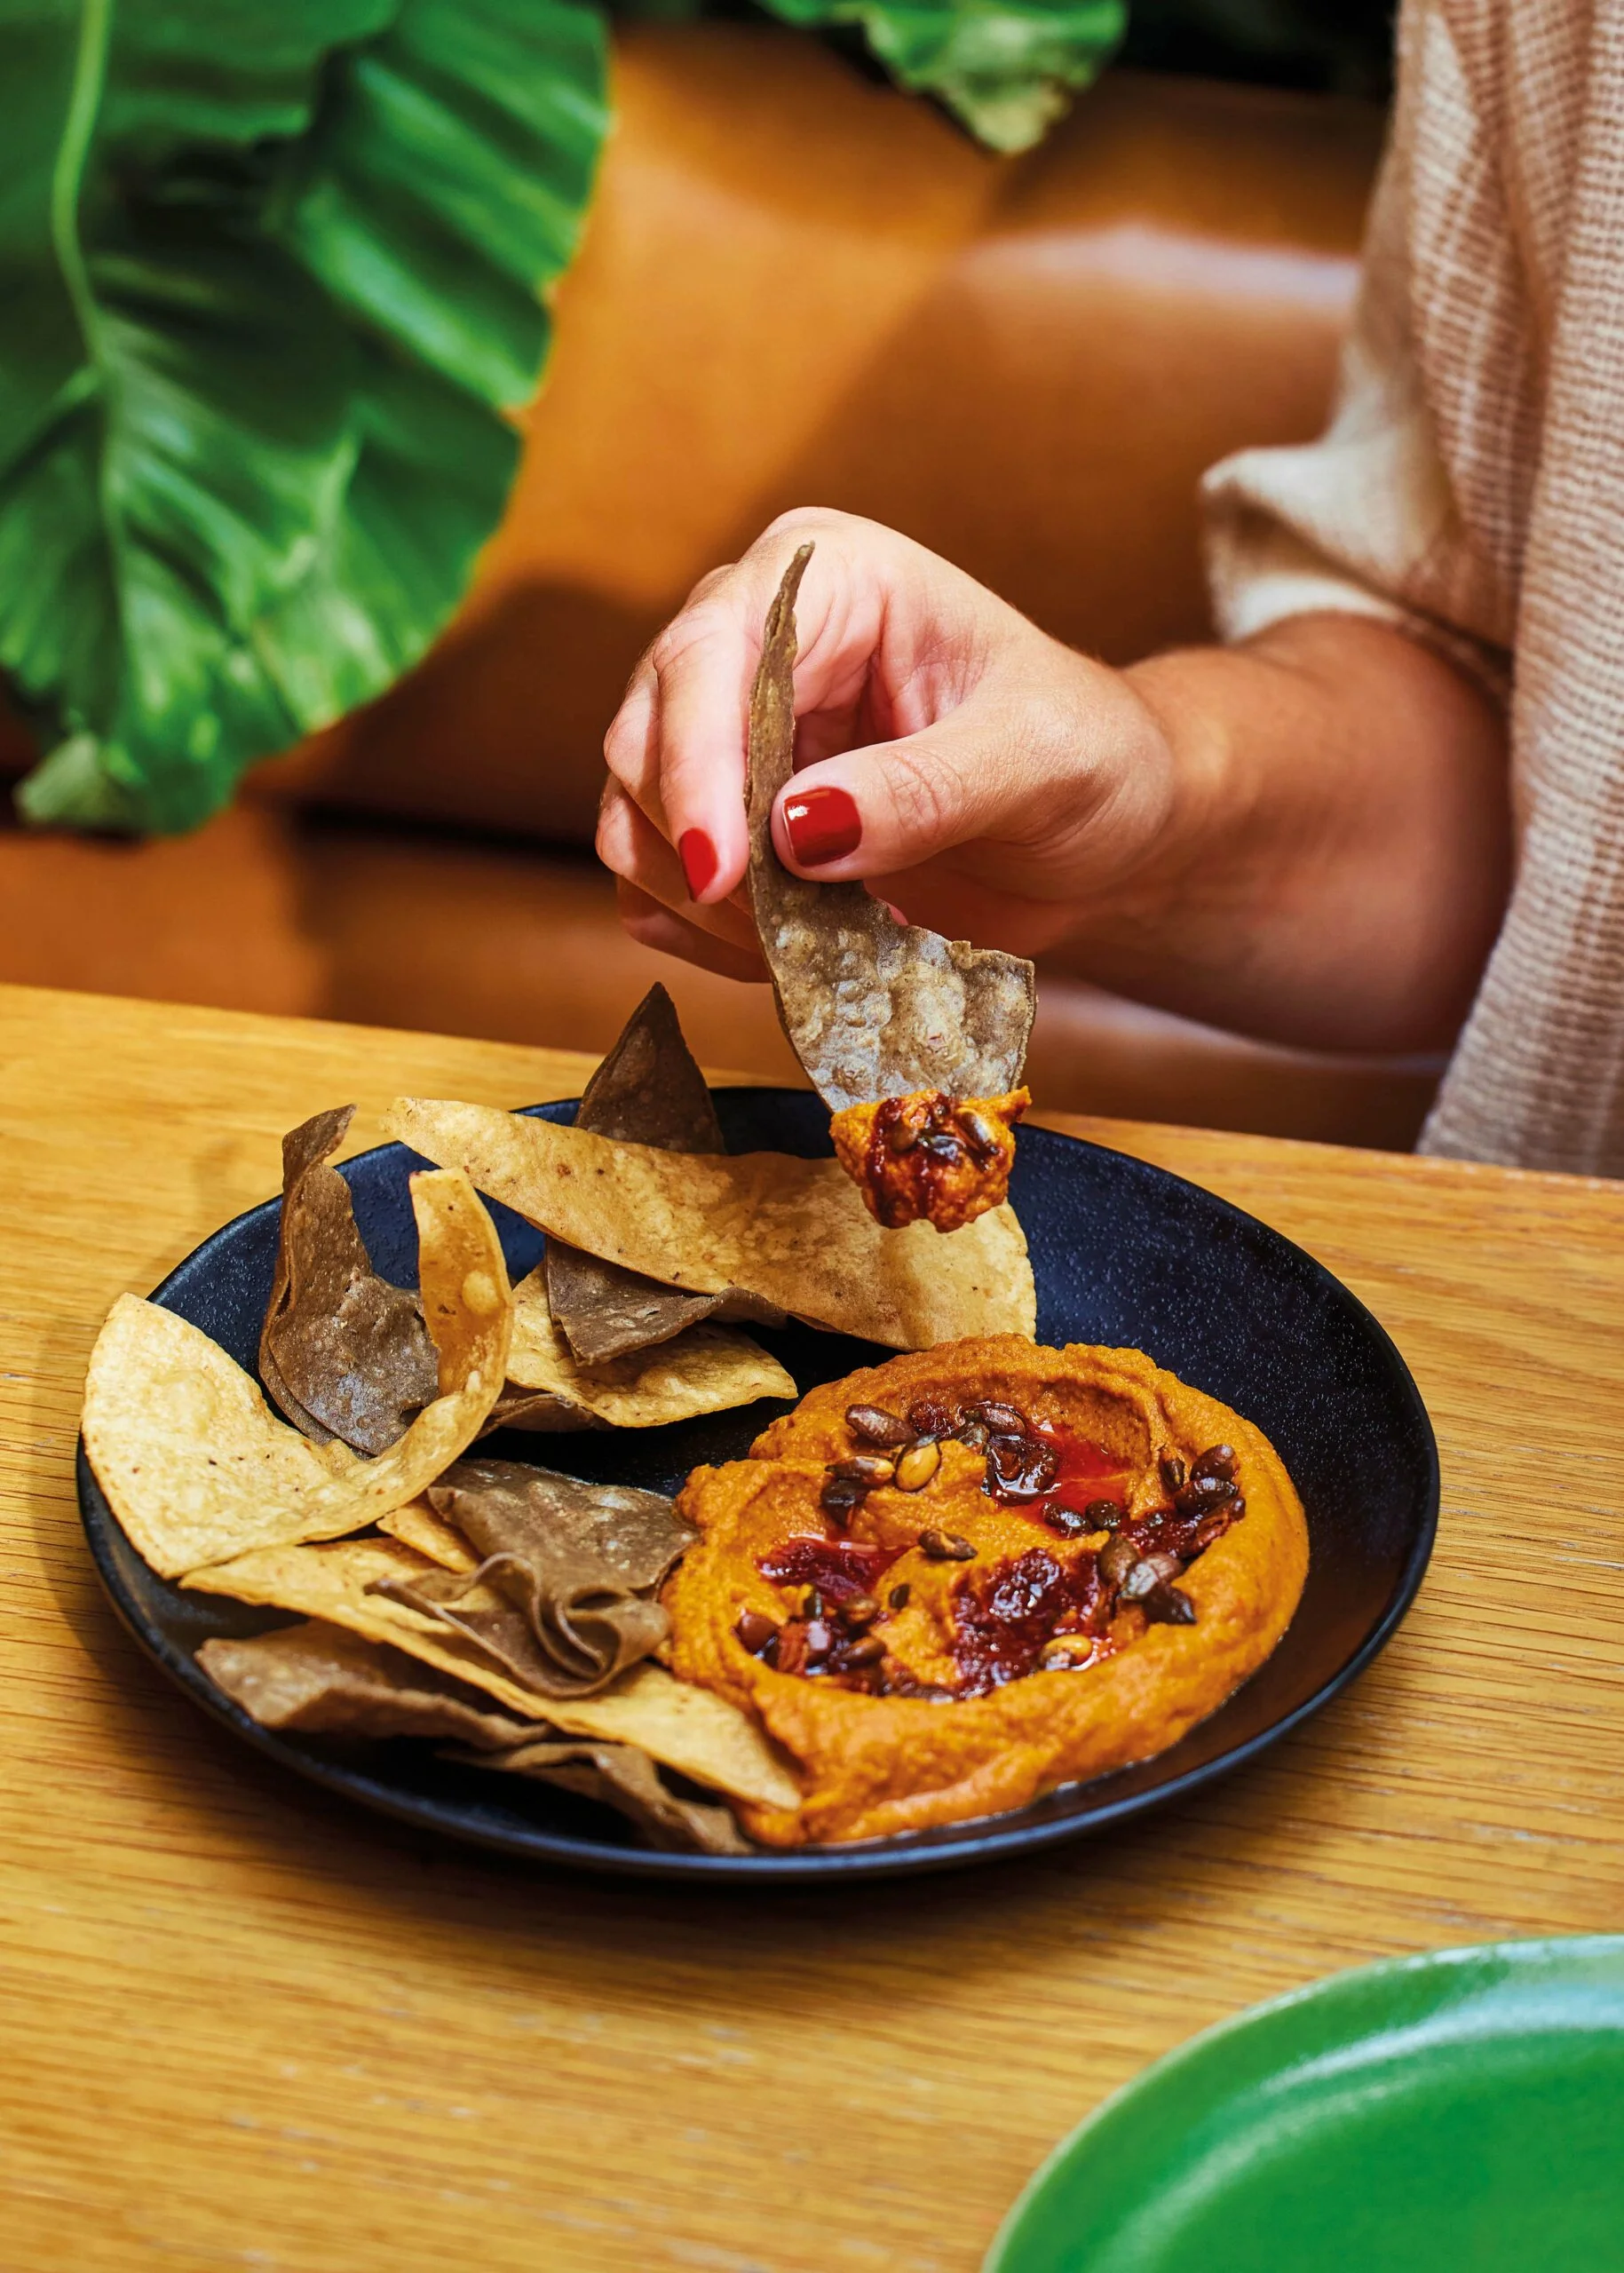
[259,1104,440,1454]
[368,1456,696,1699]
[745,543,1036,1113]
[544,984,784,1365]
[197,1622,749,1853]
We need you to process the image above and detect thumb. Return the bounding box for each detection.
[770,701,1050,883]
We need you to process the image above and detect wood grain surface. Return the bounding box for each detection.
[4,982,1622,2272]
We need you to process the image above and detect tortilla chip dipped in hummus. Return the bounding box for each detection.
[664,1336,1308,1845]
[746,544,1036,1232]
[829,1088,1029,1232]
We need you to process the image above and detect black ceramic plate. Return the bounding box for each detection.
[77,1089,1438,1881]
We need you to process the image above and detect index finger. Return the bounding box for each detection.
[603,513,884,904]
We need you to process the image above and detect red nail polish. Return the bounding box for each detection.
[678,828,718,899]
[783,785,861,867]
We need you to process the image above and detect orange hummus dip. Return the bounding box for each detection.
[828,1089,1027,1232]
[665,1336,1308,1845]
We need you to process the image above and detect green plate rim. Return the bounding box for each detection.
[984,1933,1624,2272]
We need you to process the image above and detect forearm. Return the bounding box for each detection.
[599,513,1513,1058]
[1060,614,1512,1056]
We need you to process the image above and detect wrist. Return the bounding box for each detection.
[1020,649,1233,961]
[1028,644,1256,994]
[1118,649,1247,886]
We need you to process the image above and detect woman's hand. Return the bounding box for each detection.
[597,509,1180,983]
[598,507,1510,1054]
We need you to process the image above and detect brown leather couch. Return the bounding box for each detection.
[0,25,1429,1143]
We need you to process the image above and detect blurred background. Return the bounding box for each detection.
[3,0,1430,1144]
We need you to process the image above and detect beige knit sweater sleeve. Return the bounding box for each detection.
[1202,0,1521,687]
[1195,0,1624,1176]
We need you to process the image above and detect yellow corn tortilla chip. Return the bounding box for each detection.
[84,1298,338,1576]
[502,1263,795,1428]
[184,1537,799,1810]
[380,1100,1034,1350]
[546,981,773,1366]
[194,1536,554,1704]
[378,1500,479,1571]
[83,1169,513,1579]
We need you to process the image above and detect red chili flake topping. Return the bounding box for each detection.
[1128,1504,1224,1562]
[758,1536,903,1605]
[981,1421,1129,1536]
[862,1095,968,1230]
[948,1547,1110,1697]
[759,1538,907,1689]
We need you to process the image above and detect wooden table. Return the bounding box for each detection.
[4,981,1622,2271]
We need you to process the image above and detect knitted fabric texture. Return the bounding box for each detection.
[1204,0,1624,1174]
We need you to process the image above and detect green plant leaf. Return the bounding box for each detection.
[744,0,1125,150]
[0,0,608,834]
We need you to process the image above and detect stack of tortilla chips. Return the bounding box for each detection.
[85,1154,799,1851]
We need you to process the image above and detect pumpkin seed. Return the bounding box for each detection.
[735,1609,779,1655]
[832,1454,896,1485]
[893,1439,941,1492]
[846,1404,913,1447]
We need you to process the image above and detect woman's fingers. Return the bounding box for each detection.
[602,511,901,903]
[598,783,762,958]
[766,701,1037,883]
[603,660,661,821]
[598,510,1134,961]
[614,880,768,983]
[768,649,1156,895]
[638,598,758,902]
[604,538,816,901]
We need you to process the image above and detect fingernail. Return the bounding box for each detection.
[678,828,718,899]
[783,785,861,867]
